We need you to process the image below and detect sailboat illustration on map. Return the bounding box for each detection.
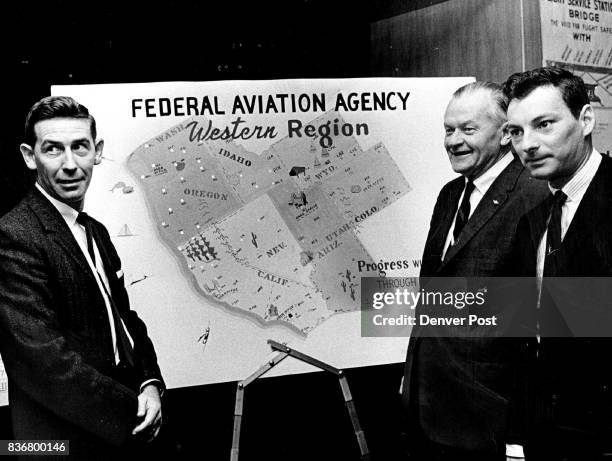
[117,224,134,237]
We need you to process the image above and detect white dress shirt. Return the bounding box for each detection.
[442,152,514,259]
[35,183,134,364]
[536,149,602,281]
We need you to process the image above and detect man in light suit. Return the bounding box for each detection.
[505,67,612,460]
[0,96,164,459]
[401,82,547,460]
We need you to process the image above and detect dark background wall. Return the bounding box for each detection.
[1,0,373,215]
[1,0,544,214]
[0,1,542,459]
[371,0,542,81]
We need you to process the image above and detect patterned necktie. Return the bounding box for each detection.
[543,190,567,277]
[76,212,134,367]
[453,180,476,243]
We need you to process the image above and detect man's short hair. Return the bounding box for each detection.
[24,96,97,146]
[502,67,589,119]
[452,81,508,123]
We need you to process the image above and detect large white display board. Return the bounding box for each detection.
[46,78,471,389]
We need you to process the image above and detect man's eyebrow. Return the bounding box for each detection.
[40,139,63,147]
[444,120,477,127]
[40,137,92,148]
[507,112,556,128]
[530,114,555,124]
[71,137,92,144]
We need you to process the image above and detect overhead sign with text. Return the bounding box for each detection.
[50,78,471,389]
[540,0,612,69]
[594,108,612,155]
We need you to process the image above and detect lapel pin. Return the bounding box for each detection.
[493,199,500,205]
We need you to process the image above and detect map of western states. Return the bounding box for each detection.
[127,112,411,334]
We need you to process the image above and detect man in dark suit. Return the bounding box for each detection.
[0,96,165,459]
[505,67,612,460]
[401,82,547,460]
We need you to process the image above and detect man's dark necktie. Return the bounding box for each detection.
[540,190,571,338]
[453,180,476,243]
[76,212,134,367]
[543,190,567,277]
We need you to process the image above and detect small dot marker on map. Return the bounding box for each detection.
[169,147,175,153]
[168,208,173,214]
[144,143,152,148]
[189,265,194,270]
[162,188,167,194]
[196,224,201,229]
[211,175,216,179]
[162,221,168,227]
[197,158,201,163]
[140,175,146,179]
[180,199,186,205]
[151,164,156,168]
[178,246,182,251]
[181,147,186,153]
[200,166,205,171]
[180,177,185,182]
[239,174,243,178]
[255,185,259,189]
[179,230,184,235]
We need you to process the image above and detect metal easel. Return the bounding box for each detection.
[230,339,370,461]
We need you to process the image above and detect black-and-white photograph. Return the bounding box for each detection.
[1,1,611,459]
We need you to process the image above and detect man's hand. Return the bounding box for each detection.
[132,384,162,442]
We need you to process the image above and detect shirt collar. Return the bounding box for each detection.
[35,183,80,227]
[548,148,601,203]
[471,152,514,195]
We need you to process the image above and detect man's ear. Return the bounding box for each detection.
[20,143,37,171]
[500,122,511,147]
[580,104,595,137]
[94,139,104,165]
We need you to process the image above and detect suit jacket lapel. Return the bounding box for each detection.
[421,178,464,275]
[435,178,465,254]
[441,159,523,267]
[437,181,464,251]
[521,155,612,270]
[26,188,92,276]
[526,199,550,254]
[561,155,612,255]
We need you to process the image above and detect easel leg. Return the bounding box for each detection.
[230,384,244,461]
[339,374,371,461]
